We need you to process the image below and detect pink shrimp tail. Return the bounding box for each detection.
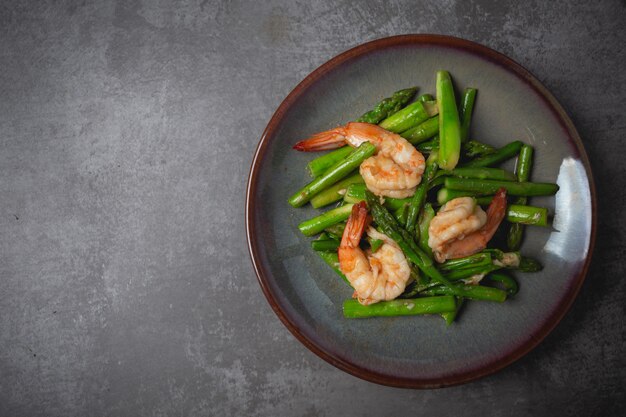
[482,188,507,234]
[340,201,369,248]
[293,127,347,151]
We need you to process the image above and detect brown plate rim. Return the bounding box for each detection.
[245,34,597,388]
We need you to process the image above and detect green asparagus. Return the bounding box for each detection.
[379,100,439,133]
[486,272,519,295]
[406,163,438,232]
[401,116,439,144]
[307,146,353,178]
[298,204,354,236]
[343,183,411,211]
[507,204,549,227]
[462,140,523,168]
[356,87,418,124]
[435,167,517,181]
[463,140,496,158]
[289,142,376,207]
[460,88,477,143]
[444,177,559,196]
[310,172,364,209]
[343,296,457,318]
[507,144,534,250]
[311,239,340,251]
[420,284,507,303]
[436,71,461,170]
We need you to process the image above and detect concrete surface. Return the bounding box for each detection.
[0,0,624,416]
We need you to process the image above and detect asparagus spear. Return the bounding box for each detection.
[417,203,435,256]
[434,167,517,181]
[342,183,411,211]
[437,71,462,170]
[507,204,549,227]
[356,87,418,124]
[518,257,543,272]
[401,117,439,144]
[486,272,519,295]
[417,136,439,153]
[298,204,354,236]
[441,297,464,325]
[311,239,340,251]
[507,144,534,249]
[379,100,439,133]
[460,88,477,143]
[394,204,409,226]
[444,264,500,281]
[516,144,533,182]
[324,222,345,239]
[436,188,490,205]
[420,284,507,303]
[310,172,364,209]
[343,296,457,318]
[288,142,376,207]
[307,146,353,178]
[444,177,559,196]
[462,140,523,168]
[484,249,543,272]
[439,252,493,271]
[463,140,496,158]
[406,162,438,232]
[418,93,435,102]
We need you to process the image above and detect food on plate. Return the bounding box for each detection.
[288,70,558,323]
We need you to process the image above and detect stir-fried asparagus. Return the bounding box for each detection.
[309,172,364,209]
[287,70,555,324]
[311,239,340,252]
[307,146,353,178]
[401,116,439,144]
[507,144,534,249]
[289,142,376,207]
[379,100,439,133]
[462,140,524,168]
[434,167,517,181]
[298,204,354,236]
[460,88,477,143]
[343,296,457,318]
[406,163,438,232]
[507,204,549,227]
[436,71,462,170]
[420,284,507,303]
[356,87,418,124]
[463,140,496,158]
[343,183,411,211]
[444,177,559,196]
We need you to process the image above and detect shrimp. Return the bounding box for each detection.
[428,189,508,263]
[338,202,411,305]
[294,122,425,199]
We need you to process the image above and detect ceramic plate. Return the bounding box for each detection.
[246,35,595,388]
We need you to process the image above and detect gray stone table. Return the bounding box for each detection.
[1,1,624,416]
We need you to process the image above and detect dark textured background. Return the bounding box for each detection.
[0,1,624,416]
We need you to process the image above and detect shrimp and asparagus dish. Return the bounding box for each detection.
[288,71,558,322]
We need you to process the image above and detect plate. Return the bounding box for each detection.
[246,35,595,388]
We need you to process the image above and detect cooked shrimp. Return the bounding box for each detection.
[338,202,411,305]
[294,122,425,198]
[428,189,507,263]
